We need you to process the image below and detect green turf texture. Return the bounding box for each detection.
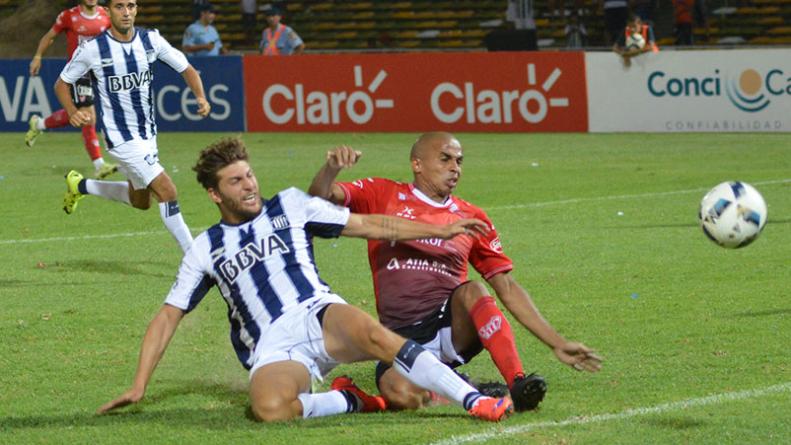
[1,132,789,444]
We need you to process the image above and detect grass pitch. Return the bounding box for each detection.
[1,131,789,444]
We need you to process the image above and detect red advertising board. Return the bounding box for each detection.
[243,52,588,132]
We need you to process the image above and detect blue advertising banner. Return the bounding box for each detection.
[0,55,245,132]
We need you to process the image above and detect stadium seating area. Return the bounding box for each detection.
[2,0,789,51]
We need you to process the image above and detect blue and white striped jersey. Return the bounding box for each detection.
[165,188,351,370]
[60,28,189,148]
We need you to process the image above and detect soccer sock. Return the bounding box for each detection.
[297,391,355,418]
[92,158,106,171]
[470,296,525,388]
[79,179,131,205]
[43,109,69,129]
[159,201,193,253]
[81,125,102,161]
[392,340,482,410]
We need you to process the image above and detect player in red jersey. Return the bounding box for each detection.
[309,132,602,412]
[26,0,117,179]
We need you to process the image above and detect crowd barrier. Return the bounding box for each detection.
[2,49,789,133]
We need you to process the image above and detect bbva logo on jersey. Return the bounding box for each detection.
[218,234,290,283]
[108,70,153,93]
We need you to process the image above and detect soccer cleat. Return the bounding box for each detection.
[25,115,42,147]
[63,170,86,215]
[94,162,119,179]
[468,396,513,422]
[331,375,387,413]
[510,373,547,412]
[455,371,509,398]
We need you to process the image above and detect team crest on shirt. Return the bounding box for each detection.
[271,215,290,230]
[489,237,503,253]
[396,206,416,219]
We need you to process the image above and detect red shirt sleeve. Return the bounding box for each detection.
[468,207,513,279]
[336,177,392,214]
[52,10,69,34]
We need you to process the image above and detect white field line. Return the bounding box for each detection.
[2,179,789,246]
[430,382,791,445]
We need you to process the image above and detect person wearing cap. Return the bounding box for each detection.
[183,3,227,56]
[259,5,304,55]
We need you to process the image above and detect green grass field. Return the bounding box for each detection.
[1,131,789,444]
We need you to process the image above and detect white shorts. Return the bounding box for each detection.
[248,293,347,382]
[107,138,164,190]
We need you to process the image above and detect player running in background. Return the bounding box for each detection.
[97,137,514,422]
[55,0,210,253]
[26,0,118,179]
[309,132,602,412]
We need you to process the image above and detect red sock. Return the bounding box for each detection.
[44,109,70,129]
[81,125,102,161]
[470,296,525,388]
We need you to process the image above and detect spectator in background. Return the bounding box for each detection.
[565,11,588,48]
[183,3,227,56]
[259,5,304,55]
[672,0,695,45]
[632,0,656,24]
[241,0,258,40]
[612,15,658,67]
[192,0,211,21]
[506,0,536,30]
[599,0,629,45]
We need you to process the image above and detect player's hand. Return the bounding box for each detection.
[97,387,145,414]
[326,145,362,170]
[553,341,602,372]
[442,218,490,239]
[68,109,91,127]
[196,97,211,117]
[29,58,41,76]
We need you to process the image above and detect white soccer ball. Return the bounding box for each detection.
[625,33,645,50]
[698,181,767,248]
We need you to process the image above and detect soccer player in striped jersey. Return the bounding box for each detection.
[308,132,603,412]
[97,138,514,422]
[26,0,117,179]
[54,0,210,253]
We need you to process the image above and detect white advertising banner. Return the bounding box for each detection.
[586,49,791,132]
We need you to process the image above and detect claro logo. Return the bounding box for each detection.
[430,64,569,124]
[647,68,791,113]
[262,66,394,125]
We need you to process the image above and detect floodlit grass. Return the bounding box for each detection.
[1,131,789,444]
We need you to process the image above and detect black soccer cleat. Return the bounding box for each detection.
[510,372,547,412]
[454,370,510,398]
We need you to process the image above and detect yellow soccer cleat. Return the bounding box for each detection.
[25,115,43,147]
[63,170,86,215]
[94,162,118,179]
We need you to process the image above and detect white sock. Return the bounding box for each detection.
[297,391,355,418]
[159,201,193,253]
[392,340,481,410]
[84,179,131,205]
[36,117,46,130]
[93,158,105,170]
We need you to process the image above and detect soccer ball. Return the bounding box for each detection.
[625,33,645,51]
[698,181,767,248]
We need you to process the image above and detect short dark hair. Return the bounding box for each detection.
[193,137,250,189]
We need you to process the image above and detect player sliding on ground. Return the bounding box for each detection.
[97,137,514,422]
[308,132,603,412]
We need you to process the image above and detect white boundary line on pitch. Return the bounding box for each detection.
[1,179,789,246]
[429,382,791,445]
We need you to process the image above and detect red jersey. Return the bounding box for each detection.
[338,177,513,330]
[52,5,111,59]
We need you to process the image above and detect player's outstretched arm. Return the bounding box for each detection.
[341,213,489,241]
[486,272,602,372]
[97,305,184,414]
[307,145,361,204]
[181,65,211,117]
[30,29,58,76]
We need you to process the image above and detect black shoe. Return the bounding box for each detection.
[510,373,547,411]
[454,370,510,398]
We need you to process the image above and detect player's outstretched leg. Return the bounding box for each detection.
[25,115,43,148]
[63,170,86,215]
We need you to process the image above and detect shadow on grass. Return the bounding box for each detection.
[733,307,791,318]
[42,259,173,280]
[641,415,707,429]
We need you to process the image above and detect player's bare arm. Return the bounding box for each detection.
[307,145,361,204]
[341,213,489,241]
[30,28,59,76]
[181,65,211,117]
[486,272,602,372]
[97,304,184,414]
[54,78,90,127]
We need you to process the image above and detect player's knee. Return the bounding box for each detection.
[251,397,294,423]
[366,324,401,360]
[456,281,490,309]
